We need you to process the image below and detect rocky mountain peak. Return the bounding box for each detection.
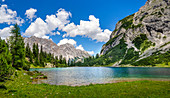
[24,36,90,61]
[100,0,170,66]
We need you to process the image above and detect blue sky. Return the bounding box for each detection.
[0,0,147,55]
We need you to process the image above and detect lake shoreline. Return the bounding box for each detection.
[32,78,170,87]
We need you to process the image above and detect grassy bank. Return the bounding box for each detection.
[0,70,170,98]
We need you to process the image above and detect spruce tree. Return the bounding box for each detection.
[25,43,29,57]
[33,43,36,59]
[39,45,44,67]
[25,43,33,63]
[54,56,59,67]
[96,53,99,59]
[9,24,26,69]
[33,43,40,66]
[28,47,33,63]
[63,57,66,65]
[0,38,12,81]
[59,55,63,64]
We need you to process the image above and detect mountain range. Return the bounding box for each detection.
[24,36,90,61]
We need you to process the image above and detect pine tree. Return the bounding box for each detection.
[96,53,99,59]
[33,43,40,66]
[51,54,55,65]
[47,53,52,62]
[63,57,66,65]
[33,43,36,59]
[0,38,12,81]
[25,43,33,63]
[28,47,33,63]
[26,43,29,57]
[54,56,59,66]
[9,24,26,69]
[39,45,44,67]
[44,51,47,65]
[59,55,63,64]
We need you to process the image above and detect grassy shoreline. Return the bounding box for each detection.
[0,70,170,97]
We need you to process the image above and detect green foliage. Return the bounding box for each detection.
[26,43,33,63]
[0,38,13,81]
[132,34,155,52]
[75,38,127,66]
[132,34,147,49]
[132,51,170,66]
[105,38,127,63]
[120,18,133,30]
[96,53,99,59]
[140,40,155,53]
[9,24,26,69]
[161,8,164,13]
[120,48,139,65]
[116,13,142,31]
[119,14,134,23]
[39,45,45,67]
[163,36,167,40]
[59,55,63,64]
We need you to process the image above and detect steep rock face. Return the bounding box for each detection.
[101,0,170,66]
[24,36,90,61]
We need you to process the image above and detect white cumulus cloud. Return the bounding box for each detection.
[45,8,71,31]
[25,8,37,21]
[0,26,13,40]
[62,15,112,42]
[87,51,95,55]
[2,0,5,2]
[57,38,77,46]
[24,18,51,39]
[24,8,111,42]
[24,8,71,39]
[0,4,24,25]
[57,38,95,55]
[76,45,84,51]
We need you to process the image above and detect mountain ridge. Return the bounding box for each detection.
[100,0,170,66]
[24,36,90,61]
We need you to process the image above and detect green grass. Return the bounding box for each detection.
[0,70,170,98]
[94,63,114,67]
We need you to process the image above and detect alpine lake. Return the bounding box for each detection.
[30,67,170,86]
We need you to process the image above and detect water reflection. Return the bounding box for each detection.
[30,67,170,86]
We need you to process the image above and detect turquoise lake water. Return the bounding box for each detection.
[30,67,170,86]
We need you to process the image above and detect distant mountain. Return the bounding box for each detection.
[24,36,90,61]
[100,0,170,66]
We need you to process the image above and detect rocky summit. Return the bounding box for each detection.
[24,36,90,61]
[100,0,170,66]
